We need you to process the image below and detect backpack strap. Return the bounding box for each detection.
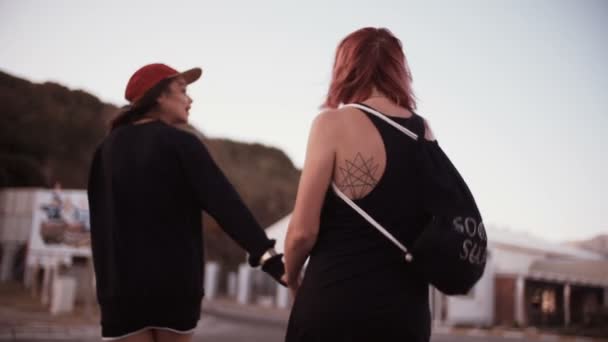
[331,183,413,262]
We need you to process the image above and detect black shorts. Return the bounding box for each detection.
[99,294,203,339]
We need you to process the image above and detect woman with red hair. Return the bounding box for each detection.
[284,28,433,341]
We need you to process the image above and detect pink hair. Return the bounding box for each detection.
[323,27,416,110]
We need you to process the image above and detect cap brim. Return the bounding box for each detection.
[176,67,203,84]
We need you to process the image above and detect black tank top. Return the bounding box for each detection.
[306,103,431,291]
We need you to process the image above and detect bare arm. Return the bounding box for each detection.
[284,112,336,288]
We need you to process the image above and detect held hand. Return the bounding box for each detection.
[284,273,301,299]
[261,254,287,287]
[288,281,300,299]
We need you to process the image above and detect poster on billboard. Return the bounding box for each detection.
[28,186,92,258]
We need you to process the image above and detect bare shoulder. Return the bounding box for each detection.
[309,108,340,134]
[313,106,362,127]
[313,108,339,124]
[333,105,364,118]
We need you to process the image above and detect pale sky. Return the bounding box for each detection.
[1,0,606,242]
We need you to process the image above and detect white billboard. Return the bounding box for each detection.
[28,188,91,258]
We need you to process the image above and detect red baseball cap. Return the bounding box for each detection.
[124,63,202,103]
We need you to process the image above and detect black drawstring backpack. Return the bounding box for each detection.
[333,103,487,295]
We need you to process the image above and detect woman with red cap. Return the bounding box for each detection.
[87,63,285,342]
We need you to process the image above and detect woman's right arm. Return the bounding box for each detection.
[284,111,337,291]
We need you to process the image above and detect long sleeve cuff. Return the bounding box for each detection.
[247,239,276,267]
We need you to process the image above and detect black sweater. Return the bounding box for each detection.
[87,121,273,305]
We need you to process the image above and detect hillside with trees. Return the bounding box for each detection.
[0,70,299,270]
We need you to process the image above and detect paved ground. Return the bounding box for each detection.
[0,283,605,342]
[2,313,600,342]
[0,315,561,342]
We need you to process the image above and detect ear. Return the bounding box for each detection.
[156,90,170,106]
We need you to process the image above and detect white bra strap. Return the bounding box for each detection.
[331,183,413,261]
[343,103,419,141]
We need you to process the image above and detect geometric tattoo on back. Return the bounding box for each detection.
[336,152,380,199]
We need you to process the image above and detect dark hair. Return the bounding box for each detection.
[110,77,174,130]
[323,27,416,110]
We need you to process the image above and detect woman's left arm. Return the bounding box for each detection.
[284,111,337,290]
[174,131,275,267]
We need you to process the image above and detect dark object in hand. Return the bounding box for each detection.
[261,254,287,287]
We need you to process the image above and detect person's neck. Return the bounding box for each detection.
[367,89,388,100]
[133,117,159,125]
[361,92,413,118]
[133,110,172,126]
